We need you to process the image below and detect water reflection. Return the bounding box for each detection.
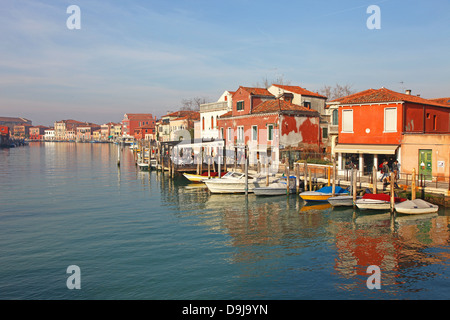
[166,175,450,297]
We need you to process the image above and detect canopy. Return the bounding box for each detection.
[334,144,398,155]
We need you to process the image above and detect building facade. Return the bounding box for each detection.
[121,113,155,139]
[329,88,450,175]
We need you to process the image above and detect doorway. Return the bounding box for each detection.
[418,149,432,180]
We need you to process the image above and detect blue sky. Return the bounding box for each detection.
[1,0,449,126]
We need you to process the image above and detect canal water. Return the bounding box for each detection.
[0,142,449,300]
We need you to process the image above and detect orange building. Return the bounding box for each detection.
[329,88,450,175]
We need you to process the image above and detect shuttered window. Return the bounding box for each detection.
[384,107,397,132]
[342,110,353,132]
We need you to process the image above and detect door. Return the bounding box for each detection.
[418,149,432,180]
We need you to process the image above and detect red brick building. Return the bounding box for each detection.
[122,113,155,139]
[217,86,321,167]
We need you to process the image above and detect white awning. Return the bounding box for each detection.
[334,144,399,155]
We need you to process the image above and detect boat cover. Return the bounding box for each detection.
[316,186,349,194]
[362,193,406,202]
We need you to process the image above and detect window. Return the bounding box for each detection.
[252,125,257,141]
[227,127,231,141]
[237,101,244,111]
[221,128,224,139]
[211,116,214,129]
[384,107,397,132]
[342,110,353,133]
[237,126,244,143]
[267,124,274,141]
[304,101,311,109]
[433,115,437,131]
[202,117,205,131]
[332,109,339,126]
[322,127,328,139]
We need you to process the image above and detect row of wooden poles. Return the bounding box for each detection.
[120,141,424,205]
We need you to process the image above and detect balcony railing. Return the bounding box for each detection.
[199,101,230,113]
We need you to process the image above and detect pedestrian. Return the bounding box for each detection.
[380,161,390,182]
[392,160,400,180]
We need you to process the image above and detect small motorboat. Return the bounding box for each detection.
[328,195,361,207]
[253,176,297,196]
[204,171,270,194]
[395,199,439,215]
[137,162,150,171]
[356,193,406,210]
[300,185,349,202]
[183,171,226,183]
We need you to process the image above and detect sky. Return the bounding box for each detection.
[0,0,449,126]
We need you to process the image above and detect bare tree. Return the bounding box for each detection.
[180,96,211,111]
[254,75,291,88]
[319,83,355,100]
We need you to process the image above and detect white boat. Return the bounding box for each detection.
[137,162,150,171]
[395,199,439,215]
[204,171,264,194]
[328,195,361,207]
[356,193,406,210]
[183,172,226,183]
[253,177,297,196]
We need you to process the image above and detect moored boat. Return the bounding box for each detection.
[300,186,349,202]
[328,195,361,207]
[356,193,406,210]
[253,176,297,196]
[183,171,226,183]
[395,199,439,215]
[204,171,267,194]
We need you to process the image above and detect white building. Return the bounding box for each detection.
[44,128,55,141]
[199,90,234,140]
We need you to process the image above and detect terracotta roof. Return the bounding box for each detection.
[429,97,450,106]
[252,100,319,115]
[235,86,273,97]
[329,87,450,108]
[163,110,199,119]
[0,116,31,123]
[271,84,327,99]
[124,113,154,120]
[219,111,233,118]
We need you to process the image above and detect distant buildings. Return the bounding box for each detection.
[121,113,155,139]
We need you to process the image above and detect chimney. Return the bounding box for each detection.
[405,89,411,95]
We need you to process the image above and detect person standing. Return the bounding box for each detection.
[380,161,390,182]
[392,160,400,180]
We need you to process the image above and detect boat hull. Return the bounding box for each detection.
[356,199,390,210]
[205,180,257,194]
[328,195,359,207]
[300,192,333,202]
[254,187,294,196]
[395,199,439,214]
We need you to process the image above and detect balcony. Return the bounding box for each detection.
[200,101,230,113]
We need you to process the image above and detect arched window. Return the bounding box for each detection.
[332,109,339,125]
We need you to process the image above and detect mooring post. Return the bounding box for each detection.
[390,172,395,212]
[244,146,248,196]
